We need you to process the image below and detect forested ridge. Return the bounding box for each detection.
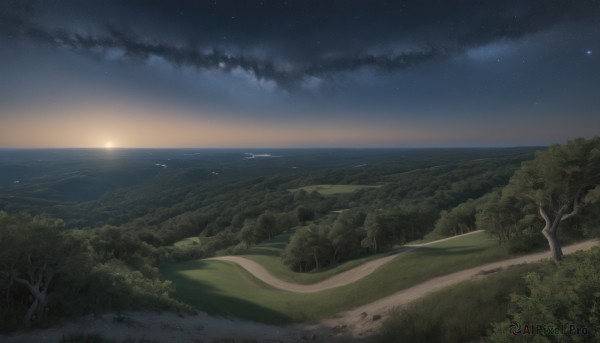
[1,141,599,336]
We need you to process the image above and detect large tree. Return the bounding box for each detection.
[255,213,278,240]
[361,211,394,252]
[282,225,329,271]
[504,137,600,262]
[434,200,478,237]
[328,211,365,262]
[475,191,532,245]
[0,212,90,326]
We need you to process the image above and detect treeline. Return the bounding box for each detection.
[0,212,191,333]
[429,137,600,258]
[33,153,522,268]
[155,153,526,271]
[2,148,533,232]
[169,207,313,261]
[282,137,600,272]
[0,148,542,330]
[278,156,524,272]
[0,149,533,262]
[375,137,600,342]
[282,207,430,271]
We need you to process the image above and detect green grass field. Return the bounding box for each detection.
[375,262,543,342]
[159,231,510,324]
[235,232,403,284]
[172,236,201,248]
[288,184,381,195]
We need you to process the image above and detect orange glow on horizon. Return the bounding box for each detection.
[3,99,561,148]
[0,101,433,148]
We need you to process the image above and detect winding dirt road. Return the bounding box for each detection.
[3,238,596,342]
[315,239,598,338]
[212,234,597,338]
[210,230,484,292]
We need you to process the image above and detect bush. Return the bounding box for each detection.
[51,259,192,318]
[489,247,600,342]
[170,245,206,261]
[375,263,540,343]
[507,230,546,254]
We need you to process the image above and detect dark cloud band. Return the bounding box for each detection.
[2,0,599,91]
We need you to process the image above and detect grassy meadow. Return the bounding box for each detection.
[236,232,401,284]
[160,231,510,323]
[172,236,202,248]
[289,184,381,196]
[374,262,542,343]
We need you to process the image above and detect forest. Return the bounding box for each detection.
[1,139,599,340]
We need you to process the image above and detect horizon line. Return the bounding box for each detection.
[0,145,547,150]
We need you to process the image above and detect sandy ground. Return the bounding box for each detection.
[2,237,596,342]
[210,230,484,293]
[0,311,329,343]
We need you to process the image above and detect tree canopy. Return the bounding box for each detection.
[0,212,91,326]
[504,137,600,261]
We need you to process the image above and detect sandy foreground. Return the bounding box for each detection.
[2,238,597,342]
[0,311,346,343]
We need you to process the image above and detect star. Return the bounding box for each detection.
[586,50,592,55]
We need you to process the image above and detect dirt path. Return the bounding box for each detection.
[313,239,598,338]
[2,239,596,342]
[210,230,484,293]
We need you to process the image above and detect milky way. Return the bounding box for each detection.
[1,1,599,147]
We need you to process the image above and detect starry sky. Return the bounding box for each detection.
[1,0,599,148]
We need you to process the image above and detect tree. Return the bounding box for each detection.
[433,200,478,237]
[476,192,529,245]
[90,226,148,263]
[390,207,430,244]
[255,213,278,240]
[295,205,315,225]
[362,211,396,252]
[238,221,256,248]
[282,225,329,271]
[504,137,600,262]
[231,213,245,229]
[579,185,600,237]
[489,247,600,342]
[274,212,297,232]
[0,212,91,327]
[328,213,364,262]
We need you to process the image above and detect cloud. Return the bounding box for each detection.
[1,1,599,93]
[3,21,442,91]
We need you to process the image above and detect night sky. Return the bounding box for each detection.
[1,0,599,148]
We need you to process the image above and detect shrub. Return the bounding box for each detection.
[376,263,540,343]
[489,247,600,343]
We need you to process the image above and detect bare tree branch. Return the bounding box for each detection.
[538,204,551,231]
[13,275,33,290]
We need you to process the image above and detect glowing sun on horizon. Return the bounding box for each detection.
[104,141,114,149]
